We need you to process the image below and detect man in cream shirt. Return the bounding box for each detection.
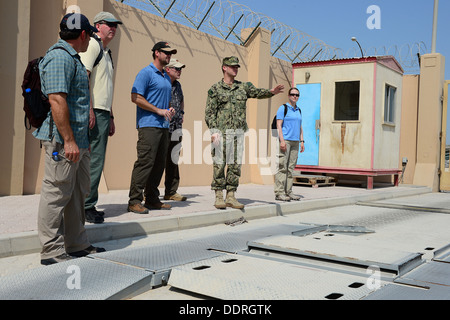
[79,12,122,224]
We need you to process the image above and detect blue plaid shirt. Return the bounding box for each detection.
[33,40,90,149]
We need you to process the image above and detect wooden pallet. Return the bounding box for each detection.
[293,174,335,188]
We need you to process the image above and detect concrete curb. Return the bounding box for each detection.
[0,186,431,258]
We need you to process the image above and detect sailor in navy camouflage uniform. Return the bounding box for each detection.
[205,56,284,209]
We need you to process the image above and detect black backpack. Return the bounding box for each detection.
[271,104,301,136]
[21,46,75,130]
[92,34,114,70]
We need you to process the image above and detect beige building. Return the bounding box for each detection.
[0,0,448,196]
[292,56,404,189]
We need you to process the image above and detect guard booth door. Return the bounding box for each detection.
[440,80,450,191]
[297,83,321,166]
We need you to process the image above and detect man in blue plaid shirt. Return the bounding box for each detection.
[33,13,105,265]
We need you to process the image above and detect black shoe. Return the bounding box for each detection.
[85,208,104,224]
[69,245,106,257]
[41,253,74,265]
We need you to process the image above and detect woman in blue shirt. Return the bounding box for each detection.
[274,87,305,201]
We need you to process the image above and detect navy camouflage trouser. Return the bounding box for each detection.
[211,134,243,191]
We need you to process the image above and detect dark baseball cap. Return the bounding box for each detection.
[152,41,177,54]
[60,13,98,34]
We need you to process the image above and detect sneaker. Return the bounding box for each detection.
[70,245,106,257]
[287,193,301,201]
[128,203,149,214]
[163,193,187,201]
[275,194,291,201]
[41,253,74,265]
[85,208,104,224]
[144,201,171,210]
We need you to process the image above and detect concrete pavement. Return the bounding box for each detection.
[0,182,431,263]
[2,182,450,300]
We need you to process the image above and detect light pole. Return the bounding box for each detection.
[351,37,364,58]
[431,0,438,53]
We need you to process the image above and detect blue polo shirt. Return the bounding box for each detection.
[33,40,90,148]
[131,63,172,129]
[276,103,302,141]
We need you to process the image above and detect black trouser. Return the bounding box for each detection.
[164,134,182,196]
[129,127,169,205]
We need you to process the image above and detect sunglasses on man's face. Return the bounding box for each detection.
[100,21,118,28]
[171,67,183,71]
[160,50,173,56]
[289,93,300,97]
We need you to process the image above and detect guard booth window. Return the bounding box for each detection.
[334,81,360,121]
[384,84,396,124]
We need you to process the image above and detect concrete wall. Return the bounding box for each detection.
[0,0,291,196]
[398,75,419,184]
[0,0,31,195]
[0,0,445,195]
[413,53,445,191]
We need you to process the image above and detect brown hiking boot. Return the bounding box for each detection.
[225,191,244,209]
[144,201,171,210]
[127,203,149,214]
[214,190,226,209]
[163,193,187,201]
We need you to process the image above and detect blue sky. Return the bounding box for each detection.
[233,0,450,79]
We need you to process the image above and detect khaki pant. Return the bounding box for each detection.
[274,140,299,196]
[38,139,91,259]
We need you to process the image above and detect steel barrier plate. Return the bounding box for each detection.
[363,282,450,300]
[92,240,223,272]
[168,254,385,300]
[366,260,450,299]
[0,257,152,300]
[433,244,450,263]
[188,224,313,253]
[395,260,450,287]
[248,234,424,276]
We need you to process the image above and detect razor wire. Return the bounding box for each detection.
[117,0,426,73]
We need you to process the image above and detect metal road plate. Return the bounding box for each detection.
[91,240,224,271]
[168,254,385,300]
[0,257,152,300]
[363,282,450,300]
[188,224,314,253]
[248,234,424,276]
[395,260,450,287]
[433,244,450,263]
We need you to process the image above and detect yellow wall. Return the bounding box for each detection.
[0,0,445,195]
[398,75,419,184]
[1,0,291,195]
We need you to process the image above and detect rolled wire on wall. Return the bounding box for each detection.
[118,0,426,74]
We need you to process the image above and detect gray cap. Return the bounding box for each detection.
[93,12,123,24]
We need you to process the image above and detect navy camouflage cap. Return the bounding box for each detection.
[222,56,240,67]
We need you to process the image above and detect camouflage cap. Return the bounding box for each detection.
[222,56,240,67]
